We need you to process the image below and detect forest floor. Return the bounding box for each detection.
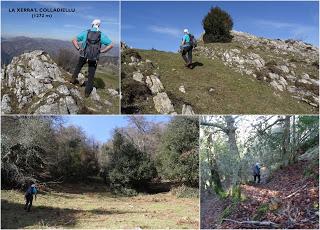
[1,182,199,229]
[201,161,319,229]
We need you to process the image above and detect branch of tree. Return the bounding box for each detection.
[200,121,227,133]
[222,218,280,228]
[284,184,308,199]
[256,117,286,133]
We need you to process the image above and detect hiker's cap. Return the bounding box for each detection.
[31,184,36,187]
[184,29,189,33]
[92,19,101,27]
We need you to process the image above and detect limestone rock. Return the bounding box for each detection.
[146,75,164,94]
[182,104,195,115]
[270,80,284,91]
[78,73,86,86]
[1,94,12,114]
[153,92,175,114]
[179,85,186,94]
[1,50,87,114]
[108,88,119,97]
[132,72,144,83]
[57,85,70,96]
[90,87,100,101]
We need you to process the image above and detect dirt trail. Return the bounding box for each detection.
[220,162,319,229]
[201,191,227,229]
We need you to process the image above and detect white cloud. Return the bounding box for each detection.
[63,24,85,30]
[255,19,318,41]
[148,25,181,38]
[84,15,119,25]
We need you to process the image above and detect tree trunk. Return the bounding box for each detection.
[207,134,223,194]
[225,116,241,198]
[290,116,297,164]
[211,160,223,194]
[282,116,291,166]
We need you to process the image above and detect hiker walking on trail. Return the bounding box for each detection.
[253,163,261,184]
[180,29,197,69]
[70,19,114,97]
[24,183,37,212]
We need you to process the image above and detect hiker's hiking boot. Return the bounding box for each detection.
[69,78,80,85]
[185,63,193,69]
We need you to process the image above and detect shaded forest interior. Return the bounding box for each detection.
[200,115,319,229]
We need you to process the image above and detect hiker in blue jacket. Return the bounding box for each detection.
[70,19,114,97]
[180,29,193,68]
[253,163,261,184]
[24,183,37,212]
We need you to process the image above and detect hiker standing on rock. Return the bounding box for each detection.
[180,29,196,69]
[70,19,114,97]
[252,163,261,184]
[24,183,37,212]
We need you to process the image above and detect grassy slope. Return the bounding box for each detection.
[1,186,198,229]
[81,65,119,114]
[138,49,316,114]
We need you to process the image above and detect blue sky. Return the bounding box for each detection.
[122,1,319,52]
[63,115,171,143]
[1,1,119,42]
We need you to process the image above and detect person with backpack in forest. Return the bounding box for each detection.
[70,19,114,97]
[24,183,37,212]
[180,29,197,69]
[252,162,261,184]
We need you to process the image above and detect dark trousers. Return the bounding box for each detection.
[24,194,33,211]
[72,56,97,95]
[181,46,193,65]
[254,174,261,183]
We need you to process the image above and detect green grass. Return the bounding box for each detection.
[1,188,198,229]
[138,49,316,114]
[80,65,119,114]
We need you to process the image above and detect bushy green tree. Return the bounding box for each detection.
[105,131,157,195]
[157,117,199,187]
[53,126,99,181]
[202,6,233,43]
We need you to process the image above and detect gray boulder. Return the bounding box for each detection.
[132,72,144,83]
[146,75,164,94]
[182,104,195,115]
[1,94,12,114]
[153,92,175,114]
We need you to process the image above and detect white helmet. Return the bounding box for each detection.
[184,29,189,33]
[31,184,36,188]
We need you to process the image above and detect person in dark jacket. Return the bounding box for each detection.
[24,183,37,212]
[253,163,261,184]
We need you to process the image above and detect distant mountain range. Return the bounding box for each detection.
[1,36,119,65]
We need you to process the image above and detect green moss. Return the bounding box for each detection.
[253,203,269,220]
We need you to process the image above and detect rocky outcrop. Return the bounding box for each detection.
[195,31,319,107]
[121,45,176,114]
[1,50,116,114]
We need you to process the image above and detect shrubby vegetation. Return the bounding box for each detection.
[202,6,233,43]
[156,117,199,187]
